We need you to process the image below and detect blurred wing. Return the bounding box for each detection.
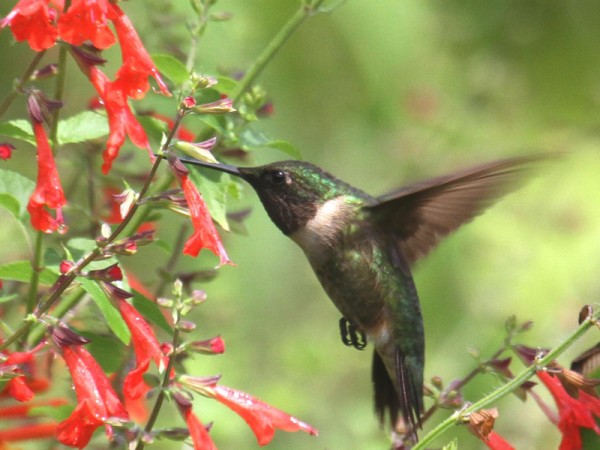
[367,155,547,264]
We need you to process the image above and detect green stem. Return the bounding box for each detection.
[230,0,326,104]
[135,310,182,450]
[25,231,45,315]
[413,311,600,450]
[27,287,86,345]
[0,51,45,119]
[50,44,68,146]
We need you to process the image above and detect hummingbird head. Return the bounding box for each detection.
[178,157,361,235]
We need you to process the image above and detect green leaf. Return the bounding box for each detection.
[57,111,109,145]
[132,291,172,335]
[0,261,58,285]
[78,330,126,373]
[190,170,234,231]
[0,294,17,304]
[0,120,34,145]
[80,278,130,344]
[199,115,226,134]
[264,139,302,159]
[0,168,35,218]
[214,76,238,95]
[238,127,302,159]
[137,115,169,143]
[152,54,189,85]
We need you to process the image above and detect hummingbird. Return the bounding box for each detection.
[176,153,543,439]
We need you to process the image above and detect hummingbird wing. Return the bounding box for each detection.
[367,156,545,264]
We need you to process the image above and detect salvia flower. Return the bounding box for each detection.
[0,143,15,160]
[1,0,59,51]
[26,110,67,234]
[174,392,217,450]
[188,336,225,355]
[211,385,317,446]
[467,409,515,450]
[536,370,600,450]
[115,297,169,403]
[110,4,170,98]
[56,341,129,448]
[167,156,231,265]
[57,0,116,49]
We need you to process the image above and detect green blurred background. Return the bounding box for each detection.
[2,0,600,449]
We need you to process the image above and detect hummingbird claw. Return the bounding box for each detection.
[339,317,367,350]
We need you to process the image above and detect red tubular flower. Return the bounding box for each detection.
[211,385,318,446]
[58,0,116,49]
[480,431,516,450]
[110,4,170,98]
[57,344,129,448]
[176,397,217,450]
[0,143,15,160]
[115,298,169,402]
[84,65,151,174]
[0,342,48,402]
[176,170,231,265]
[27,120,67,233]
[0,421,59,443]
[1,0,59,51]
[537,370,600,450]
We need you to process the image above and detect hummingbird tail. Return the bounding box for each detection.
[372,349,423,438]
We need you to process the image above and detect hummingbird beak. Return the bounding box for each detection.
[177,156,243,178]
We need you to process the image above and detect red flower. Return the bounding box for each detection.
[58,0,116,49]
[537,370,600,450]
[110,4,170,99]
[210,385,318,446]
[1,0,59,51]
[27,120,67,233]
[176,397,217,450]
[481,431,516,450]
[83,65,151,174]
[0,342,48,402]
[0,421,59,443]
[57,344,128,448]
[0,143,15,160]
[189,336,225,355]
[115,298,169,402]
[174,168,230,265]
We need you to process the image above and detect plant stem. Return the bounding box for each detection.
[135,310,182,450]
[412,310,600,450]
[230,0,326,104]
[50,44,68,146]
[25,231,45,315]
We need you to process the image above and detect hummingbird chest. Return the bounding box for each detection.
[290,198,398,331]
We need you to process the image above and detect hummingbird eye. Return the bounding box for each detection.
[265,170,287,185]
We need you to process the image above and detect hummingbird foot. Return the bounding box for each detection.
[339,317,367,350]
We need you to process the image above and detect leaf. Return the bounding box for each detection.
[78,330,126,373]
[0,261,58,285]
[238,127,302,159]
[214,76,238,95]
[264,140,302,159]
[0,168,35,218]
[57,111,109,145]
[0,120,34,145]
[79,278,130,344]
[152,54,189,85]
[0,294,17,304]
[132,291,172,335]
[136,115,169,143]
[190,170,234,231]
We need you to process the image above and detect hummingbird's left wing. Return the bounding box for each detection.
[367,156,545,264]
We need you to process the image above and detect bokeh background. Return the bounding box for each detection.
[1,0,600,449]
